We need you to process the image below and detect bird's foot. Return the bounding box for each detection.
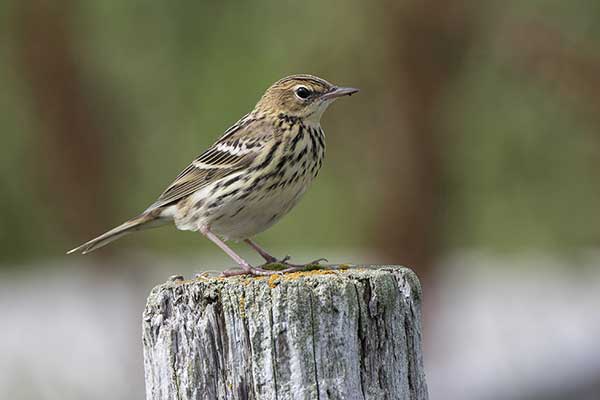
[221,258,329,277]
[258,257,329,272]
[221,265,285,277]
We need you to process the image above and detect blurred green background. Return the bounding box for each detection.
[2,1,599,268]
[1,1,600,399]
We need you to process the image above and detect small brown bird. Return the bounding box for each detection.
[68,75,358,275]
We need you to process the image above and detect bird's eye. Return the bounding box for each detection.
[295,86,311,99]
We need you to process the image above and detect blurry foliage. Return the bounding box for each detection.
[1,0,598,263]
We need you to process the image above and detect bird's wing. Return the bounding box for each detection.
[146,114,271,211]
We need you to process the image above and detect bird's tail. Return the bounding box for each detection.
[66,212,164,255]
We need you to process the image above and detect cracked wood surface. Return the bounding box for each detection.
[143,266,428,400]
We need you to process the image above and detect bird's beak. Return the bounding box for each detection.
[321,86,360,101]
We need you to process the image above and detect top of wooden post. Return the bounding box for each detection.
[146,265,422,305]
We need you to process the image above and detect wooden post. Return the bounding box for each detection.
[142,266,428,400]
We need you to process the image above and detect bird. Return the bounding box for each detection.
[67,74,359,276]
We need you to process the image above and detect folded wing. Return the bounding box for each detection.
[146,114,270,211]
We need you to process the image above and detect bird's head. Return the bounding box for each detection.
[255,74,359,123]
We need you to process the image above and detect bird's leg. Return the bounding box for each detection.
[201,228,252,273]
[200,227,277,277]
[244,238,290,264]
[244,238,327,271]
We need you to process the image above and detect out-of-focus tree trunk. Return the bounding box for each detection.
[374,1,480,289]
[505,22,600,123]
[15,0,113,247]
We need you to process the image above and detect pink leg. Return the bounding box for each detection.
[244,239,284,263]
[200,227,277,276]
[244,238,327,271]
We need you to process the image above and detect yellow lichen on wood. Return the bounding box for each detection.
[266,269,340,288]
[282,269,337,281]
[239,295,246,318]
[267,274,280,288]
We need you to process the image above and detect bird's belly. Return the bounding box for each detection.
[208,177,311,240]
[172,171,316,240]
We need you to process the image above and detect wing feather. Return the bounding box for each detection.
[146,113,270,210]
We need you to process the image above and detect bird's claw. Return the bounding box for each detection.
[221,256,330,277]
[258,257,329,271]
[221,266,285,277]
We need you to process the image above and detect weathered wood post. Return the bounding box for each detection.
[143,266,428,400]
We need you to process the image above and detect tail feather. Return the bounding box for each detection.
[67,212,162,255]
